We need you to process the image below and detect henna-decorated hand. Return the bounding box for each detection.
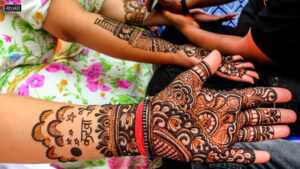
[216,55,259,84]
[148,50,296,163]
[189,48,259,83]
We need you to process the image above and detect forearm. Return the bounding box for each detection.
[153,0,235,13]
[73,12,206,67]
[181,26,242,55]
[0,94,140,163]
[180,26,274,64]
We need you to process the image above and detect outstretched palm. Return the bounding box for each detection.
[148,51,294,163]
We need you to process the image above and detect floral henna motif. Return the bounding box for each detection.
[95,104,139,157]
[147,61,257,163]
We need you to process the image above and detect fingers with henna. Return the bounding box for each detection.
[220,148,271,164]
[238,125,290,142]
[215,70,258,84]
[239,87,292,108]
[235,62,255,69]
[233,62,259,79]
[242,108,296,126]
[223,55,243,61]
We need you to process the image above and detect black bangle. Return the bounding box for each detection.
[181,0,190,14]
[142,96,152,159]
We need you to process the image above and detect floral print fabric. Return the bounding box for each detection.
[53,156,162,169]
[0,47,153,105]
[0,0,106,72]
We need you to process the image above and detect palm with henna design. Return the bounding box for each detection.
[217,55,259,83]
[193,49,259,83]
[147,51,295,163]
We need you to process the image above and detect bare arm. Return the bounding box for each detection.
[146,0,235,13]
[163,10,276,65]
[42,0,205,68]
[181,27,274,64]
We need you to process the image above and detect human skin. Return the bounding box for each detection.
[162,10,276,65]
[0,51,296,164]
[41,0,258,83]
[146,0,235,13]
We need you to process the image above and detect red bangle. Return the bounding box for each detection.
[135,101,147,157]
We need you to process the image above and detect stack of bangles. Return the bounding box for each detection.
[135,97,153,159]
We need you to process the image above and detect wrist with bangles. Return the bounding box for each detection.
[135,96,153,160]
